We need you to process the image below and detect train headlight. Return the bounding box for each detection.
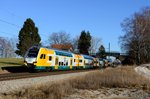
[33,61,37,65]
[24,61,27,66]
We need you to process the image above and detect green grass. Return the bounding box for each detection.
[0,58,24,68]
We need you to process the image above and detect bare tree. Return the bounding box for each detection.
[0,37,11,58]
[0,37,17,58]
[48,32,71,46]
[89,37,101,54]
[9,38,18,57]
[71,35,79,50]
[120,7,150,64]
[0,37,6,57]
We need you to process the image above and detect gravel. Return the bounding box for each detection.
[0,71,90,94]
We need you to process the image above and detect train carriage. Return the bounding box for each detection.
[24,46,99,71]
[82,54,94,69]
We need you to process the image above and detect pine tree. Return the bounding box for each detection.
[15,18,41,57]
[97,45,106,59]
[78,30,91,55]
[86,31,91,49]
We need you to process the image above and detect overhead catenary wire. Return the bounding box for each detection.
[0,30,17,37]
[0,8,49,39]
[0,7,25,20]
[0,18,21,28]
[0,18,48,37]
[0,18,21,37]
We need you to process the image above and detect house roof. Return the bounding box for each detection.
[51,44,73,50]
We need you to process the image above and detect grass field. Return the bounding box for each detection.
[1,66,150,99]
[0,58,24,68]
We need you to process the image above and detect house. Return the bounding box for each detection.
[51,44,74,52]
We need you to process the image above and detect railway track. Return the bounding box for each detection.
[0,69,97,81]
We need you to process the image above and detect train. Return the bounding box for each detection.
[24,46,99,71]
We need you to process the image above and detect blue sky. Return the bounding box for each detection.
[0,0,150,52]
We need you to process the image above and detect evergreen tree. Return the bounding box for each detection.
[98,45,106,59]
[86,31,91,49]
[15,18,41,57]
[78,30,91,55]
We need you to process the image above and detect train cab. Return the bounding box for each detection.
[24,46,40,69]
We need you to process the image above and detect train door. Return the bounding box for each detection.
[64,57,70,70]
[55,56,59,69]
[72,54,78,69]
[70,58,73,69]
[38,53,47,66]
[78,55,84,69]
[36,48,48,67]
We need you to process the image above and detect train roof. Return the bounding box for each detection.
[54,49,73,57]
[40,47,73,57]
[34,46,94,59]
[82,54,94,60]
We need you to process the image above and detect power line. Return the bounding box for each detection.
[0,8,49,40]
[0,7,49,37]
[0,18,48,37]
[0,18,21,28]
[0,7,25,20]
[0,31,18,37]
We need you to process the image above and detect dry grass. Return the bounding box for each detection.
[70,66,150,91]
[1,81,73,99]
[1,66,150,99]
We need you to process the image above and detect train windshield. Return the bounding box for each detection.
[26,47,39,58]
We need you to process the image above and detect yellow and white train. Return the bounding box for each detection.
[24,46,99,71]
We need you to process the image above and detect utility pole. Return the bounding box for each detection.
[108,42,110,59]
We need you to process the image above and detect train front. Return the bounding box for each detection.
[24,46,40,70]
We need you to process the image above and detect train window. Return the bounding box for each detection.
[49,56,52,61]
[66,62,68,66]
[40,54,43,59]
[79,60,82,63]
[74,59,76,62]
[40,54,46,59]
[27,47,39,58]
[59,62,61,66]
